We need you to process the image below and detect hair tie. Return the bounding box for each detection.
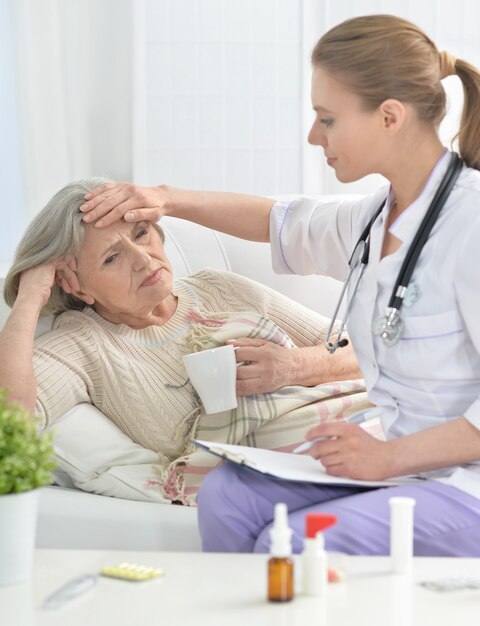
[439,51,457,79]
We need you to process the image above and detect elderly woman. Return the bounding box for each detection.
[1,178,369,502]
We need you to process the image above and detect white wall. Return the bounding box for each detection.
[0,0,26,264]
[3,0,480,272]
[135,0,480,198]
[136,0,303,195]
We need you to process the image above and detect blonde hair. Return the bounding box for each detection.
[4,178,165,316]
[312,14,480,170]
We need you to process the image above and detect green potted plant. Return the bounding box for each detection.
[0,388,56,586]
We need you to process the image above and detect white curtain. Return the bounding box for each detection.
[0,0,25,267]
[0,0,133,267]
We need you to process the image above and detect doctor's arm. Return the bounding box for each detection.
[80,183,274,242]
[306,417,480,481]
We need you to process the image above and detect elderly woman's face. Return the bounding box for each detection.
[75,220,174,320]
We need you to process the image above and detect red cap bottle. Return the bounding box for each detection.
[306,513,338,538]
[302,513,337,596]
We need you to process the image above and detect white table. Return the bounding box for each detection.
[1,550,479,626]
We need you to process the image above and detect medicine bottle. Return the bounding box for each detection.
[302,513,337,597]
[267,503,294,602]
[389,496,416,574]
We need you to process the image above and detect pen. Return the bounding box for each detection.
[293,409,375,454]
[292,436,332,454]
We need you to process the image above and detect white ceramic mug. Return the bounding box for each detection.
[182,345,238,414]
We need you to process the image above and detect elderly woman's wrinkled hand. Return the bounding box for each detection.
[18,262,56,308]
[228,338,298,395]
[80,183,168,229]
[18,259,78,308]
[55,259,81,296]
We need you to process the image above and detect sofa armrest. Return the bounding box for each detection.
[37,486,200,551]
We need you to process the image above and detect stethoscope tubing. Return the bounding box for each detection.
[325,152,463,352]
[388,152,463,311]
[326,199,386,352]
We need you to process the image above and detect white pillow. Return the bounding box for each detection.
[46,404,171,504]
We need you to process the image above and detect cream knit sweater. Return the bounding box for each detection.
[33,269,331,460]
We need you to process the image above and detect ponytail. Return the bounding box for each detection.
[455,59,480,171]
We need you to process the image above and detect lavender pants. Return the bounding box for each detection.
[197,463,480,556]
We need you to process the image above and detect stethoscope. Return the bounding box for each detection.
[325,152,464,353]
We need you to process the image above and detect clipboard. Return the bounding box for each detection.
[192,439,424,488]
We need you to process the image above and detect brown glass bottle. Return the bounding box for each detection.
[268,557,294,602]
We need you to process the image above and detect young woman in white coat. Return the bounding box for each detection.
[80,14,480,555]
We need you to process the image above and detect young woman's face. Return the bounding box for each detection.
[308,66,386,182]
[76,220,174,321]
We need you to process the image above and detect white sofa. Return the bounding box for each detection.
[0,210,345,552]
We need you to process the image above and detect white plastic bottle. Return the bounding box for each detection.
[389,497,416,574]
[302,513,337,597]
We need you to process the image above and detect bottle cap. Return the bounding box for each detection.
[270,503,293,557]
[305,513,337,539]
[389,497,416,509]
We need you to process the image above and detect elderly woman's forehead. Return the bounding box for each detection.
[83,220,131,244]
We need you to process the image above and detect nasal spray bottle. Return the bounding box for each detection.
[302,513,337,597]
[267,503,294,602]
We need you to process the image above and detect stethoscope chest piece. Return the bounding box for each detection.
[372,308,404,347]
[371,281,419,347]
[402,282,421,308]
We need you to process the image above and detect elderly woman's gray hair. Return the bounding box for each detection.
[3,178,165,316]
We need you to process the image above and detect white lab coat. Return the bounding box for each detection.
[270,150,480,499]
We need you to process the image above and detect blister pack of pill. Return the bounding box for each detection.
[100,562,164,582]
[419,577,480,592]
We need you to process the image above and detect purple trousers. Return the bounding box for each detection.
[197,463,480,556]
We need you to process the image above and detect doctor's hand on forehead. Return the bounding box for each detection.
[80,181,274,244]
[80,182,168,228]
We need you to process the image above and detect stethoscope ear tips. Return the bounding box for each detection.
[325,338,349,353]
